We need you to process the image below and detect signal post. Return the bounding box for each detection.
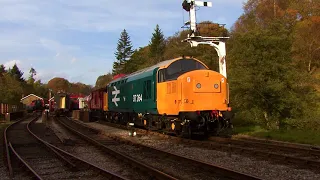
[182,0,229,78]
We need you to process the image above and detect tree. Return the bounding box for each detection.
[27,67,37,84]
[233,0,298,34]
[229,19,319,130]
[292,16,320,75]
[33,80,49,98]
[47,77,70,93]
[113,29,134,75]
[95,73,113,89]
[0,73,23,104]
[123,47,150,73]
[197,21,229,37]
[9,64,25,82]
[149,24,166,64]
[163,22,229,71]
[70,82,92,95]
[0,64,6,77]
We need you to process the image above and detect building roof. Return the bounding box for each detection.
[20,94,43,101]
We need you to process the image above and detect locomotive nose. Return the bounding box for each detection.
[180,70,229,111]
[192,71,223,93]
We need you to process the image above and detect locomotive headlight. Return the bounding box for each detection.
[214,84,219,89]
[196,83,201,89]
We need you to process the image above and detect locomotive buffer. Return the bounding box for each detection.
[182,0,230,78]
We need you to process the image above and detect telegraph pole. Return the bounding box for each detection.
[182,0,229,78]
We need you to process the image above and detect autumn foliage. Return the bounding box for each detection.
[47,77,92,95]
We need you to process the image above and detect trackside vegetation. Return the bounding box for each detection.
[0,64,92,105]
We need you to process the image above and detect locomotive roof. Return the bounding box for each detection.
[109,57,205,84]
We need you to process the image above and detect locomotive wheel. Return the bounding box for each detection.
[120,113,128,125]
[180,122,192,139]
[213,119,221,136]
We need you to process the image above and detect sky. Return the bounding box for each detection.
[0,0,247,85]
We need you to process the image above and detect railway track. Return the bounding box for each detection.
[45,116,164,180]
[95,120,320,173]
[55,116,178,180]
[4,115,126,180]
[57,116,261,180]
[207,137,320,171]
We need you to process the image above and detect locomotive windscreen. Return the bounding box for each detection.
[160,58,207,82]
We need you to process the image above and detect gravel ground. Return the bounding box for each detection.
[0,122,11,180]
[82,120,320,180]
[65,119,233,180]
[43,117,150,180]
[107,141,227,180]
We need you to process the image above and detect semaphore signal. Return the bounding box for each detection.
[181,0,230,78]
[182,0,212,37]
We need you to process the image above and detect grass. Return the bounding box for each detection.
[233,125,320,146]
[0,122,11,131]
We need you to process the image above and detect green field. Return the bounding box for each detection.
[233,126,320,146]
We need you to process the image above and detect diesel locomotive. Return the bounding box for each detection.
[103,56,233,137]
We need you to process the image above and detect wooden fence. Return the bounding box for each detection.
[0,103,24,121]
[0,103,20,114]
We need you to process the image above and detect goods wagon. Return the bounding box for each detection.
[53,92,84,116]
[54,92,71,116]
[70,94,84,110]
[88,88,108,121]
[105,56,233,137]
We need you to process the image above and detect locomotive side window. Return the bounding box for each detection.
[166,60,182,81]
[143,80,152,99]
[158,69,165,83]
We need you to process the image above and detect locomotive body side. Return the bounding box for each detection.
[107,68,158,114]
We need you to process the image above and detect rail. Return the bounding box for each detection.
[27,117,127,180]
[4,116,42,179]
[4,115,127,180]
[8,142,43,180]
